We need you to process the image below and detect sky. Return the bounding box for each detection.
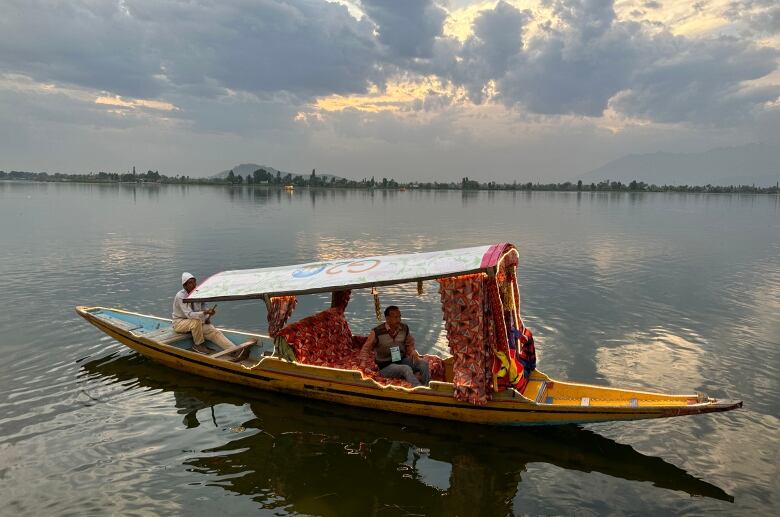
[1,0,778,182]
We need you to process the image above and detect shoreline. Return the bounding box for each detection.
[1,178,778,195]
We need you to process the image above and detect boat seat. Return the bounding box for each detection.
[278,308,445,387]
[212,339,257,359]
[105,318,144,332]
[522,379,547,402]
[140,327,190,344]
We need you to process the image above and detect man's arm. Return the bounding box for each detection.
[176,294,206,321]
[405,326,419,360]
[201,302,216,324]
[360,331,377,368]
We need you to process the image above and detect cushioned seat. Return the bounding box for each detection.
[278,308,444,387]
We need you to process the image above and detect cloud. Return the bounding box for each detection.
[360,0,448,59]
[95,96,177,112]
[453,1,530,102]
[485,1,644,116]
[0,74,169,130]
[1,0,779,179]
[139,0,381,98]
[0,0,382,102]
[445,0,780,124]
[723,0,780,35]
[612,34,780,125]
[0,1,163,99]
[169,90,304,134]
[2,0,777,129]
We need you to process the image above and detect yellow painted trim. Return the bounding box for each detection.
[76,306,741,426]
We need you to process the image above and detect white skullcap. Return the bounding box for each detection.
[181,272,195,285]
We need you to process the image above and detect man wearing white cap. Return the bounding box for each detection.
[172,272,244,360]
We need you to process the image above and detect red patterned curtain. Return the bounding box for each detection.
[330,289,351,313]
[508,269,522,329]
[438,274,491,405]
[266,295,297,337]
[485,278,509,355]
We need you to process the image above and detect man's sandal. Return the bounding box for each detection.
[192,343,213,355]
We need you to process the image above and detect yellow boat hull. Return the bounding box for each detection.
[77,306,742,426]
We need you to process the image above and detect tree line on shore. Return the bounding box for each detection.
[1,167,778,194]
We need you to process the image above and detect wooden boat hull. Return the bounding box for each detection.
[76,306,742,426]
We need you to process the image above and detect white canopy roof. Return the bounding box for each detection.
[186,244,514,301]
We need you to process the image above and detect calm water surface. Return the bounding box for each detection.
[0,182,778,516]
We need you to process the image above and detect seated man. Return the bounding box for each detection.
[360,306,430,387]
[172,272,251,361]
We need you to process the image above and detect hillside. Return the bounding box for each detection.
[579,143,780,186]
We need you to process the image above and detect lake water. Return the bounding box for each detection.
[0,182,778,516]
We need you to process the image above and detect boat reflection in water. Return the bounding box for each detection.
[81,354,734,514]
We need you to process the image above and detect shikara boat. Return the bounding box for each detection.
[77,243,741,426]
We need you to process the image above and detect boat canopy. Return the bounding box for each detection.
[186,243,517,302]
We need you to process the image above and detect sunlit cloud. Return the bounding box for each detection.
[95,95,177,112]
[326,0,364,20]
[615,0,729,34]
[311,77,463,113]
[0,73,93,101]
[443,0,498,42]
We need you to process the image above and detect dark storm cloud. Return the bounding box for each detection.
[723,0,780,35]
[168,91,303,134]
[360,0,447,59]
[453,1,530,102]
[447,0,780,124]
[487,0,643,116]
[612,35,780,124]
[0,0,381,100]
[0,1,163,99]
[136,0,381,98]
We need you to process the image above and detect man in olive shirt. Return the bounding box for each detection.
[360,306,430,386]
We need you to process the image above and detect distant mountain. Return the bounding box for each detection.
[212,163,283,179]
[213,163,343,181]
[579,143,780,187]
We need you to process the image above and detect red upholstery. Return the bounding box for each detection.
[278,308,444,387]
[423,354,445,383]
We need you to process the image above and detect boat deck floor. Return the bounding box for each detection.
[86,308,271,362]
[524,375,693,408]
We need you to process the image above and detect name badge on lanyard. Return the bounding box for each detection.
[389,346,402,362]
